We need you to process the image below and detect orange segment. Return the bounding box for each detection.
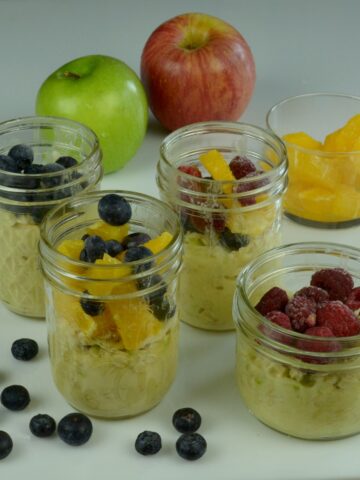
[86,221,129,242]
[199,149,235,194]
[283,132,322,150]
[323,114,360,152]
[86,254,133,296]
[144,231,173,254]
[57,239,84,260]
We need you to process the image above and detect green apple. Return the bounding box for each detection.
[36,54,148,173]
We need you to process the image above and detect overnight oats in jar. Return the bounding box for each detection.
[0,116,102,317]
[157,121,288,331]
[233,242,360,440]
[39,191,182,418]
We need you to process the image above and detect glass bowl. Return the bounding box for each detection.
[266,93,360,228]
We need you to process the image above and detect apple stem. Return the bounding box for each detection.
[63,71,81,79]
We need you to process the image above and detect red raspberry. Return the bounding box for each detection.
[294,286,329,305]
[265,311,292,329]
[310,268,354,302]
[187,206,226,234]
[285,295,316,332]
[346,287,360,311]
[229,156,256,179]
[316,301,360,337]
[234,171,268,206]
[255,287,288,316]
[296,326,340,363]
[178,165,202,178]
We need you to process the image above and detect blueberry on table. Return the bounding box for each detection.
[172,407,202,433]
[105,239,123,257]
[55,156,78,169]
[98,193,132,226]
[11,338,39,361]
[8,144,34,170]
[122,232,151,249]
[84,234,106,262]
[0,431,13,460]
[135,431,162,455]
[1,385,30,411]
[29,414,56,438]
[219,227,250,251]
[57,413,93,446]
[176,433,207,461]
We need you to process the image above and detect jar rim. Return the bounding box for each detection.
[266,92,360,156]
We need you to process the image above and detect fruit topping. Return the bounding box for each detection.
[346,287,360,311]
[104,239,123,257]
[229,155,257,179]
[135,431,162,455]
[178,165,202,177]
[122,232,151,249]
[123,245,153,265]
[41,163,66,187]
[0,154,19,173]
[255,287,289,316]
[175,432,207,461]
[294,286,329,304]
[265,311,292,330]
[316,301,360,337]
[311,268,354,302]
[98,193,132,226]
[172,407,202,433]
[11,338,39,361]
[29,414,56,438]
[0,431,13,460]
[83,235,106,263]
[219,227,249,251]
[8,144,34,170]
[143,231,173,254]
[199,149,235,194]
[285,295,316,332]
[1,385,30,411]
[80,293,105,317]
[57,413,93,446]
[55,156,78,169]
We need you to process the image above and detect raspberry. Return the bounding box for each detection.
[296,326,340,363]
[229,156,256,179]
[316,301,360,337]
[235,171,267,206]
[294,286,329,305]
[255,287,288,316]
[187,207,225,234]
[346,287,360,311]
[178,165,202,178]
[265,311,292,330]
[310,268,354,302]
[285,295,316,332]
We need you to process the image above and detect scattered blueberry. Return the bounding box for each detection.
[172,408,202,433]
[84,235,106,262]
[29,414,56,438]
[122,232,151,249]
[57,413,93,446]
[219,227,250,251]
[8,144,34,170]
[135,431,162,455]
[0,431,13,460]
[80,292,104,316]
[1,385,30,411]
[41,163,66,188]
[98,193,132,226]
[56,156,78,169]
[11,338,39,361]
[105,239,123,257]
[176,433,207,461]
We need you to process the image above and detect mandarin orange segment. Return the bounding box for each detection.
[199,149,235,194]
[86,221,129,242]
[323,114,360,152]
[85,253,133,296]
[144,231,173,254]
[57,239,84,260]
[283,132,322,150]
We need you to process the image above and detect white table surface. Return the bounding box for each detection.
[1,1,360,478]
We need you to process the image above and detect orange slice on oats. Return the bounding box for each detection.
[144,231,173,254]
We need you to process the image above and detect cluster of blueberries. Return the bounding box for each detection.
[78,194,174,321]
[0,338,93,460]
[0,143,83,223]
[135,407,207,461]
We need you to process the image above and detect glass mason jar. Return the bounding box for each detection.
[233,242,360,440]
[157,121,288,331]
[267,93,360,228]
[39,190,183,419]
[0,116,102,318]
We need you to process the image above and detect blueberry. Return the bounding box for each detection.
[176,433,207,461]
[79,248,89,262]
[172,408,202,433]
[123,246,153,264]
[8,144,34,170]
[84,235,106,262]
[29,414,56,438]
[140,275,174,321]
[1,385,30,411]
[57,413,93,446]
[81,233,90,241]
[80,293,104,316]
[22,163,45,189]
[98,193,131,226]
[0,431,13,460]
[135,431,162,456]
[41,163,66,188]
[11,338,39,361]
[55,156,78,169]
[105,239,123,257]
[0,154,19,173]
[219,227,250,251]
[122,232,151,249]
[24,163,45,174]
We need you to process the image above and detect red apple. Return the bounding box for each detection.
[140,12,256,131]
